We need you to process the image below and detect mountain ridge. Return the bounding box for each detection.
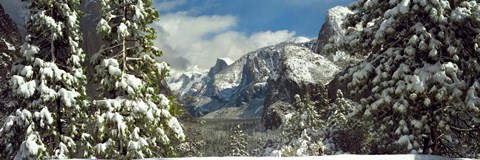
[167,6,354,122]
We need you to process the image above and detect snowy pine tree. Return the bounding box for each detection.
[178,127,205,157]
[90,0,185,158]
[227,124,249,157]
[0,0,89,159]
[324,90,370,154]
[325,0,480,158]
[265,95,325,156]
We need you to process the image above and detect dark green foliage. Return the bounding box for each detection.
[324,0,480,158]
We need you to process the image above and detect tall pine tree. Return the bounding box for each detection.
[0,0,89,159]
[227,124,249,157]
[325,0,480,158]
[263,95,325,156]
[90,0,185,158]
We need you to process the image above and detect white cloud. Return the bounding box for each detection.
[153,12,295,70]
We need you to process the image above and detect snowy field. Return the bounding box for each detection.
[154,155,474,160]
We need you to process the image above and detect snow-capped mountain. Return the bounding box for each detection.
[313,6,353,55]
[167,6,355,120]
[262,44,340,128]
[168,42,286,118]
[208,58,234,77]
[168,40,336,119]
[168,65,209,98]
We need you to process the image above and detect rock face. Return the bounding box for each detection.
[207,47,280,105]
[262,101,294,129]
[168,40,341,122]
[0,4,21,122]
[169,43,286,118]
[168,6,358,124]
[261,6,359,128]
[165,5,365,130]
[313,6,353,54]
[208,58,234,77]
[311,6,370,103]
[262,45,339,129]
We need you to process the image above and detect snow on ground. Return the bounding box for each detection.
[154,155,474,160]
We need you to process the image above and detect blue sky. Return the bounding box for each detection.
[0,0,357,70]
[156,0,354,37]
[152,0,356,70]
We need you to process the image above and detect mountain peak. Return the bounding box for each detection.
[314,6,353,54]
[217,57,234,65]
[208,57,234,77]
[166,6,356,120]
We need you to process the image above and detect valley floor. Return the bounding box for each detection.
[182,118,274,156]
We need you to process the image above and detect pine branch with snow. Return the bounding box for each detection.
[89,0,185,158]
[323,90,371,154]
[0,0,89,159]
[226,124,249,157]
[263,95,326,157]
[325,0,480,158]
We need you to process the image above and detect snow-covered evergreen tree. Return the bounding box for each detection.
[178,127,205,157]
[264,95,325,156]
[0,0,89,159]
[324,90,370,154]
[226,124,249,157]
[90,0,185,158]
[325,0,480,158]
